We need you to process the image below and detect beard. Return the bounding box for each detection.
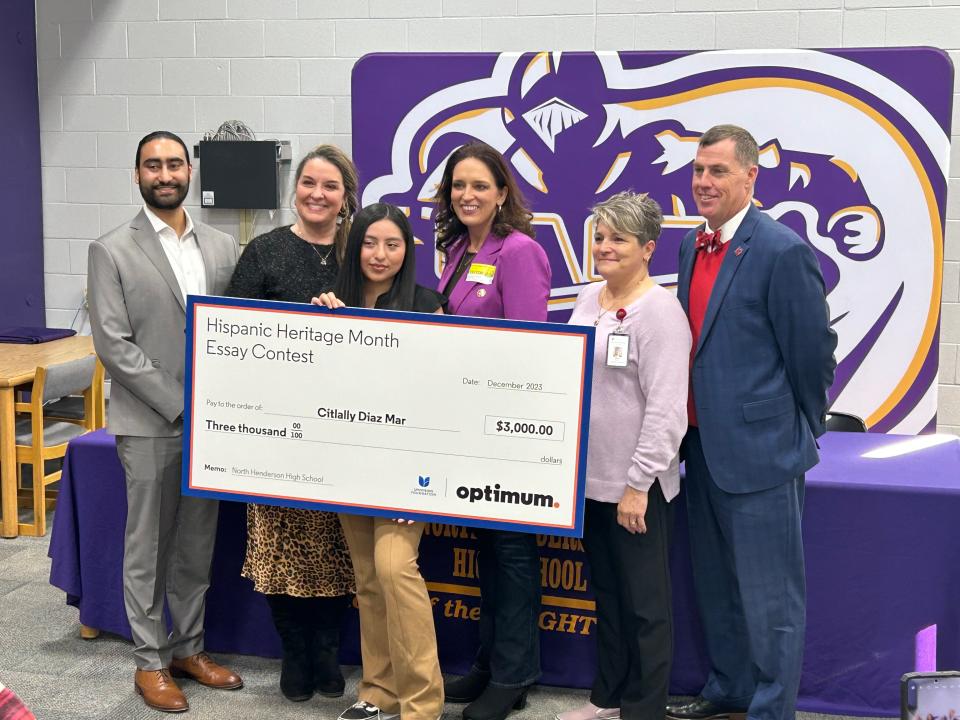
[139,178,189,210]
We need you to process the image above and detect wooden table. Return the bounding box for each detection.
[0,335,95,537]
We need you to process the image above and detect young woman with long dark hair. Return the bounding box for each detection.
[312,202,445,720]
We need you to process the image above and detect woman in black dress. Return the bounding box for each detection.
[312,203,446,720]
[225,145,358,703]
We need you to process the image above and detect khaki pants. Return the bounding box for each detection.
[338,514,443,719]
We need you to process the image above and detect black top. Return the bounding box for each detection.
[441,250,476,298]
[226,225,338,303]
[375,285,446,314]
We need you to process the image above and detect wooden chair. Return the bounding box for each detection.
[45,356,107,429]
[13,356,97,536]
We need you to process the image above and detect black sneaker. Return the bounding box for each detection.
[338,700,399,720]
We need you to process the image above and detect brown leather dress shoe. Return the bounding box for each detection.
[134,668,188,713]
[170,652,244,690]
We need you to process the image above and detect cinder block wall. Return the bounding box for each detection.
[34,0,960,432]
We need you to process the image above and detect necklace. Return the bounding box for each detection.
[456,249,476,276]
[595,288,611,326]
[595,276,650,325]
[595,287,618,326]
[292,223,335,265]
[308,242,335,266]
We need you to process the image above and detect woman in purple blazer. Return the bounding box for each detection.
[435,142,551,720]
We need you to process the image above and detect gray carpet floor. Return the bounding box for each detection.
[0,531,885,720]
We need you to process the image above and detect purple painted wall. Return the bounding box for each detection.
[0,0,44,327]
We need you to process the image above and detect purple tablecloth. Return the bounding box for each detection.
[49,430,960,716]
[0,326,76,343]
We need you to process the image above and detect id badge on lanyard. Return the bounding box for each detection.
[606,308,629,368]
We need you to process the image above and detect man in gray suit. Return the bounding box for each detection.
[87,131,242,713]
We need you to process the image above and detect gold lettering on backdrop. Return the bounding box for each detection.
[536,534,585,552]
[450,551,587,592]
[539,611,597,635]
[452,547,478,579]
[423,524,476,539]
[443,598,481,621]
[422,531,596,636]
[539,558,588,592]
[439,599,596,636]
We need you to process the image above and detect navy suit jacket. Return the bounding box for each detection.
[678,204,837,494]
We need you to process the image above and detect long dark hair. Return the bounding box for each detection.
[433,141,534,255]
[333,203,417,310]
[294,144,359,262]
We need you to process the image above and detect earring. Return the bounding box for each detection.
[496,204,502,215]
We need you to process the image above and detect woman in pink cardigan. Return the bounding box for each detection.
[559,191,691,720]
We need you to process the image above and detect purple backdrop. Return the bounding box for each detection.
[0,0,44,327]
[352,49,954,434]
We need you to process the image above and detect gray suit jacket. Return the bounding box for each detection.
[87,209,239,437]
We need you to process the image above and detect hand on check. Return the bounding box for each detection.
[311,292,346,309]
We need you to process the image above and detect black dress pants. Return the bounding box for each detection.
[583,481,674,720]
[473,529,542,687]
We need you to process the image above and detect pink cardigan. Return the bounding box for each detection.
[569,282,691,503]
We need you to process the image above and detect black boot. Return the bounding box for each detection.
[463,684,529,720]
[266,594,315,702]
[306,595,349,698]
[444,668,492,703]
[313,625,346,697]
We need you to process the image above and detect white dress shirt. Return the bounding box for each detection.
[143,204,206,302]
[704,200,752,247]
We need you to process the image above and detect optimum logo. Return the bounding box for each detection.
[456,483,558,509]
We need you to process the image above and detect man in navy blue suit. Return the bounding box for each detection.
[667,125,837,720]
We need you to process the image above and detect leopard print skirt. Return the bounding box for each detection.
[242,504,355,597]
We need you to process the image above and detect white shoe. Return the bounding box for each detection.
[338,700,399,720]
[556,702,621,720]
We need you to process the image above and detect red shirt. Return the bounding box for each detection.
[687,242,730,426]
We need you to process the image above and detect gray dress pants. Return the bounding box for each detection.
[117,435,219,669]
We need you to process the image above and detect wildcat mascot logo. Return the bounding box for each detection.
[353,50,952,434]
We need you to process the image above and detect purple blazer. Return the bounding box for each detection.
[438,229,551,321]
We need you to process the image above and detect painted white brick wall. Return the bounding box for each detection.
[60,95,127,131]
[95,58,163,94]
[262,20,336,57]
[33,0,960,433]
[196,20,265,58]
[128,21,195,57]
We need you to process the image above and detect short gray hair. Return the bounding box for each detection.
[591,191,663,245]
[699,124,759,169]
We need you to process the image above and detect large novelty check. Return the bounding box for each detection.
[183,296,594,536]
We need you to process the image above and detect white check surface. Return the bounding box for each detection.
[187,300,591,532]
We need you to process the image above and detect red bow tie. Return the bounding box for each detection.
[695,229,722,253]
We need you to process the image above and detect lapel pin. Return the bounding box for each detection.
[476,288,487,298]
[735,246,744,256]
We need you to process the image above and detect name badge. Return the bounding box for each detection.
[466,263,496,285]
[606,333,629,368]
